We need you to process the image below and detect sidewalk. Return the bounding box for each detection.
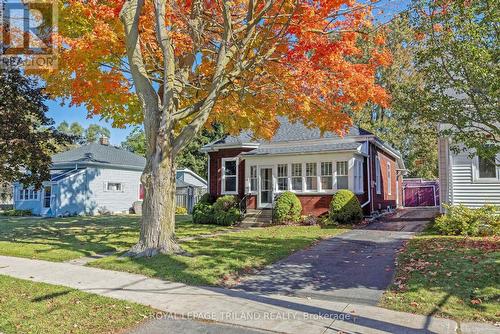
[0,255,496,334]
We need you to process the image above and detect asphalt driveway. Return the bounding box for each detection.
[235,210,434,306]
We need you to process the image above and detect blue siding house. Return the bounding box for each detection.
[14,138,146,217]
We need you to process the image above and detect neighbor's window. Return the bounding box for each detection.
[107,182,123,192]
[336,161,348,189]
[386,161,392,195]
[249,166,257,192]
[321,162,333,190]
[478,156,497,179]
[305,162,317,191]
[291,163,303,191]
[353,160,364,194]
[277,164,288,191]
[222,158,238,193]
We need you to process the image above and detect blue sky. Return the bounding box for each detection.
[45,0,411,146]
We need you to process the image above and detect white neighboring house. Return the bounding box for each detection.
[438,135,500,212]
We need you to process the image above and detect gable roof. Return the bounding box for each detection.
[51,143,146,170]
[210,117,374,147]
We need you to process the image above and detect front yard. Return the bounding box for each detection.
[0,215,232,261]
[88,225,347,285]
[0,275,155,334]
[380,234,500,322]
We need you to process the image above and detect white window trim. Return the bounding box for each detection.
[105,182,125,193]
[249,165,258,193]
[472,155,500,183]
[320,161,333,192]
[387,161,392,196]
[222,157,239,195]
[276,163,289,192]
[18,188,39,201]
[353,159,364,195]
[375,156,381,194]
[305,162,318,192]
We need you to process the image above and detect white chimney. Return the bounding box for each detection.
[99,136,110,146]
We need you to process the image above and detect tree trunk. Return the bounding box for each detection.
[126,146,182,257]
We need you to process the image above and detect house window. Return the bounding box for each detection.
[354,160,364,194]
[291,163,303,191]
[387,161,392,195]
[249,166,257,192]
[375,156,381,194]
[321,162,333,190]
[305,162,317,191]
[222,158,238,194]
[478,156,497,179]
[107,182,123,192]
[277,164,288,191]
[336,161,348,189]
[43,186,51,208]
[19,188,36,201]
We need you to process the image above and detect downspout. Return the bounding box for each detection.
[361,141,371,212]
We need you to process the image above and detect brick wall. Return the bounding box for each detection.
[208,148,254,198]
[371,144,399,212]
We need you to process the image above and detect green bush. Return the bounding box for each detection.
[274,191,302,224]
[175,206,188,215]
[434,204,500,236]
[328,190,363,225]
[192,202,215,224]
[0,209,32,217]
[213,195,241,226]
[193,195,241,226]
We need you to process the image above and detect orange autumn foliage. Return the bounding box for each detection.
[38,0,392,138]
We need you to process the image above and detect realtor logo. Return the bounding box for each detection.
[0,0,58,69]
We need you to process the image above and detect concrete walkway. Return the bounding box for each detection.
[0,255,496,334]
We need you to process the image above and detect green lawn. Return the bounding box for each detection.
[0,274,155,334]
[0,215,232,261]
[88,225,347,286]
[380,234,500,322]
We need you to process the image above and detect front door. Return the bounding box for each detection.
[259,167,273,208]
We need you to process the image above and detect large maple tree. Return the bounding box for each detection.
[39,0,391,256]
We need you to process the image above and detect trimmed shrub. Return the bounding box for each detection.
[213,195,241,226]
[198,192,215,204]
[274,191,302,224]
[328,190,363,225]
[0,209,32,217]
[435,204,499,236]
[175,206,188,215]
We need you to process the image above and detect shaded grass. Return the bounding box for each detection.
[88,225,347,286]
[0,215,231,261]
[380,234,500,322]
[0,274,155,334]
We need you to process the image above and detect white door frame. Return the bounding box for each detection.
[258,166,274,209]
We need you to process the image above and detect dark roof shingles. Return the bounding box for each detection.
[52,143,146,168]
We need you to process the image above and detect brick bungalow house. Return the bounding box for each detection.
[201,118,405,216]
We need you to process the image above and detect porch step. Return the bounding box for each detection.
[240,209,273,227]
